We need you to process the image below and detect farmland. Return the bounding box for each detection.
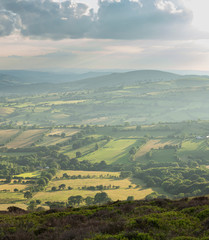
[80,139,138,164]
[0,129,20,145]
[0,120,209,209]
[5,129,47,148]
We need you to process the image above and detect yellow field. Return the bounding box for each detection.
[15,171,41,178]
[56,170,120,178]
[0,129,20,144]
[33,187,153,202]
[5,129,47,148]
[40,100,86,106]
[0,183,29,191]
[32,176,153,203]
[0,107,15,116]
[48,178,133,190]
[0,204,27,211]
[38,136,71,146]
[135,139,175,159]
[48,128,79,137]
[0,192,25,203]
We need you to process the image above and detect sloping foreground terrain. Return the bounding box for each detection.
[2,197,209,240]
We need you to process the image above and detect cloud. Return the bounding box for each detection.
[0,0,94,39]
[0,0,195,40]
[92,0,193,39]
[0,9,21,36]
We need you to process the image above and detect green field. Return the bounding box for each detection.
[80,139,138,164]
[177,139,209,161]
[15,171,41,178]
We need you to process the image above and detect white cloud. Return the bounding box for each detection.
[0,0,195,40]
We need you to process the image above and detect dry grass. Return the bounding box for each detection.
[48,178,132,190]
[0,129,20,144]
[135,139,174,158]
[33,187,153,203]
[56,170,120,178]
[0,107,15,116]
[6,129,46,148]
[0,183,29,191]
[47,128,79,137]
[33,176,153,203]
[0,204,27,211]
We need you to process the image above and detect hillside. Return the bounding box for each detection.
[0,69,181,93]
[2,197,209,240]
[66,70,182,90]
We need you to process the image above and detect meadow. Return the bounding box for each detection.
[5,129,47,148]
[0,121,209,210]
[79,139,138,164]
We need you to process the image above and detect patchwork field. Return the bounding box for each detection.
[37,128,79,146]
[0,129,20,145]
[0,183,29,191]
[60,140,106,158]
[0,107,15,116]
[80,139,138,164]
[15,171,41,178]
[33,176,153,202]
[135,139,179,161]
[5,129,47,148]
[0,192,25,204]
[177,139,209,161]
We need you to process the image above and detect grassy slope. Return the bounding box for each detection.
[79,139,137,164]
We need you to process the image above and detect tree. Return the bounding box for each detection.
[24,191,32,199]
[120,171,132,179]
[45,173,53,180]
[76,151,82,158]
[136,125,141,131]
[61,133,66,138]
[63,173,69,179]
[51,186,57,191]
[37,178,46,186]
[68,195,83,206]
[27,200,36,210]
[85,196,94,206]
[95,143,99,150]
[127,196,134,201]
[36,199,41,205]
[59,184,66,190]
[5,175,12,183]
[14,188,19,192]
[129,147,136,155]
[94,192,111,204]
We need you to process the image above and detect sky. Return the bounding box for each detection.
[0,0,209,72]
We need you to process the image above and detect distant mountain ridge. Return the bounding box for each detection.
[67,70,182,89]
[0,70,110,84]
[0,69,207,94]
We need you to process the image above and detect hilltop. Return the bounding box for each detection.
[1,197,209,240]
[0,69,184,93]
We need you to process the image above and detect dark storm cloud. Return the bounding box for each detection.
[0,0,193,39]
